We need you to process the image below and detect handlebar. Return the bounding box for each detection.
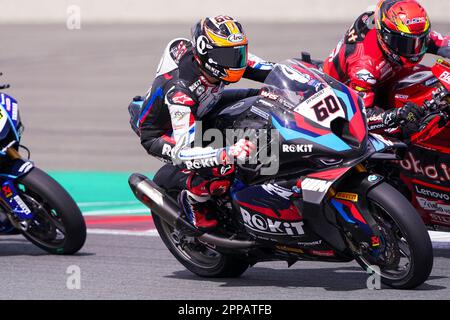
[418,86,449,131]
[422,86,448,112]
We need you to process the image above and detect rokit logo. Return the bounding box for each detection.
[282,144,313,153]
[185,157,219,170]
[240,208,305,236]
[162,144,173,157]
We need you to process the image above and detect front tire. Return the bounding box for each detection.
[355,182,433,289]
[16,168,87,255]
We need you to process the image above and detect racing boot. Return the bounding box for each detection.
[179,190,218,231]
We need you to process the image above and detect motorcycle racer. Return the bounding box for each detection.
[137,16,273,230]
[323,0,449,138]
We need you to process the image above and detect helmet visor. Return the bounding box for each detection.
[208,45,248,69]
[383,29,429,58]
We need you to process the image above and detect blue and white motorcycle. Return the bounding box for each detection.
[0,78,86,254]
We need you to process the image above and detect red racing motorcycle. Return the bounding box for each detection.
[383,59,450,231]
[301,52,450,231]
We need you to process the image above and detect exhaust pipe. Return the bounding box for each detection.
[129,173,200,236]
[128,173,257,249]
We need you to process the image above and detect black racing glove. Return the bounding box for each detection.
[382,102,425,134]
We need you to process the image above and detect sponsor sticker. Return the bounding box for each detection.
[13,196,32,215]
[260,90,279,101]
[296,240,322,247]
[309,250,335,257]
[261,184,293,200]
[189,79,201,92]
[276,245,304,254]
[241,208,305,236]
[2,185,13,198]
[302,178,333,193]
[282,144,313,153]
[356,69,376,85]
[405,17,426,25]
[250,106,270,120]
[439,71,450,85]
[185,157,219,170]
[395,94,409,100]
[414,185,450,201]
[227,33,245,43]
[172,92,195,106]
[335,192,359,202]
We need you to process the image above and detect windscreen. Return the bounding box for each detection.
[263,60,327,106]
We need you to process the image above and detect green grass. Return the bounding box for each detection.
[48,171,154,216]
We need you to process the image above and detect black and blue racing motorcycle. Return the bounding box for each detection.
[0,77,86,254]
[130,60,433,289]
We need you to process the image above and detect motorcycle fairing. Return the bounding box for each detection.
[0,158,34,180]
[331,198,373,235]
[368,133,407,153]
[301,167,352,205]
[230,179,347,252]
[331,197,383,255]
[0,93,20,142]
[401,174,450,227]
[232,182,306,242]
[432,59,450,91]
[271,79,367,153]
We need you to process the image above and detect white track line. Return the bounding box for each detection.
[429,231,450,248]
[78,201,141,207]
[86,229,450,247]
[87,228,159,237]
[83,209,150,216]
[429,231,450,241]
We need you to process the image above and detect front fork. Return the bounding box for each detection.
[328,166,385,258]
[0,147,35,230]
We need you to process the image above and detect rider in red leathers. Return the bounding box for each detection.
[136,16,273,230]
[323,0,449,138]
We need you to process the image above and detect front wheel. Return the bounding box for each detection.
[15,168,86,254]
[352,182,433,289]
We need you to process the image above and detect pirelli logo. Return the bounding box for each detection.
[335,192,359,202]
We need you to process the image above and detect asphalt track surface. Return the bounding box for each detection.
[0,23,450,300]
[0,233,449,300]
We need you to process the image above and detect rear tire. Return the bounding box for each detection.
[17,168,86,255]
[152,190,249,278]
[355,182,433,289]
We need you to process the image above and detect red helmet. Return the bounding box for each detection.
[375,0,431,67]
[191,16,248,83]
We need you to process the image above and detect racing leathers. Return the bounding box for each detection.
[323,11,450,137]
[138,38,273,229]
